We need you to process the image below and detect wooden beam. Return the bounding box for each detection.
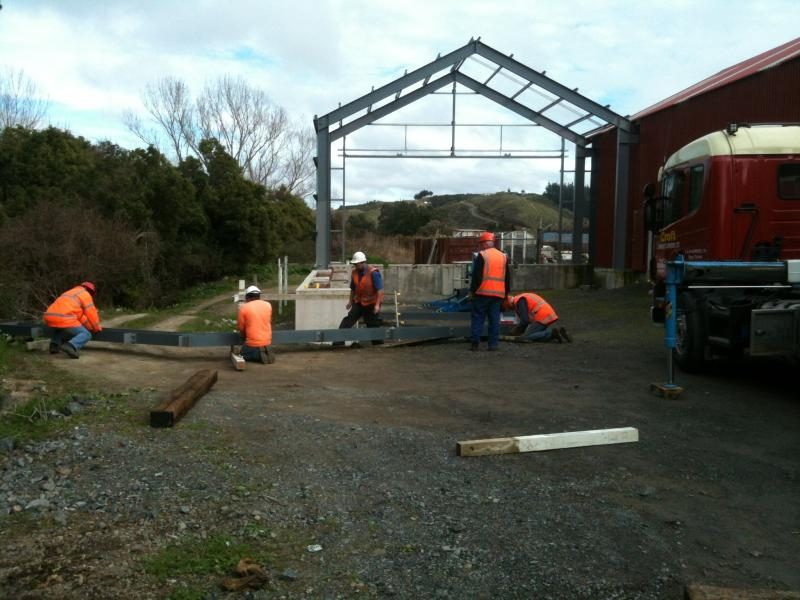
[150,369,218,428]
[456,437,516,457]
[685,584,800,600]
[457,427,638,457]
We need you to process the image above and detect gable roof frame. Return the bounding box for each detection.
[313,39,635,267]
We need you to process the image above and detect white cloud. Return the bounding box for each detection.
[1,0,798,203]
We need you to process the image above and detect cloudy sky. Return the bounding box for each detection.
[1,0,798,204]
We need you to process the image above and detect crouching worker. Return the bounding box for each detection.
[43,281,102,359]
[504,292,571,343]
[337,251,384,346]
[237,285,275,363]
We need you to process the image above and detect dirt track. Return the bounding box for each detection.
[1,284,798,598]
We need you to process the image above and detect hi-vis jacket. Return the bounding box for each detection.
[516,292,558,326]
[238,299,273,347]
[352,266,380,306]
[44,285,103,333]
[43,286,102,332]
[475,248,508,298]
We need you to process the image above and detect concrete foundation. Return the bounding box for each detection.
[295,263,637,328]
[592,268,645,289]
[295,264,350,330]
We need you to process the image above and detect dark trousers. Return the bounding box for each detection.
[338,303,383,345]
[471,295,502,348]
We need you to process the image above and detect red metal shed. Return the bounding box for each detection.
[590,37,800,271]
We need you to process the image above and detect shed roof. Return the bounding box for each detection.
[633,37,800,120]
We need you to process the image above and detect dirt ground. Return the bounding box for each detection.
[1,284,798,599]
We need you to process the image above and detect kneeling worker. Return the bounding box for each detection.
[505,292,571,343]
[237,285,275,363]
[44,281,102,359]
[338,251,384,345]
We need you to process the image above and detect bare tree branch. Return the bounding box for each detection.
[126,75,314,194]
[130,77,196,162]
[0,68,49,129]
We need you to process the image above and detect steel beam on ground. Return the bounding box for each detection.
[0,322,475,347]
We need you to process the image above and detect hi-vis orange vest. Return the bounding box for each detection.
[238,299,273,347]
[517,292,558,326]
[43,286,102,332]
[476,248,507,298]
[352,266,379,306]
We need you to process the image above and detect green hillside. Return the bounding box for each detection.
[336,191,571,235]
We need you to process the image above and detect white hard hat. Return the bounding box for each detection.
[245,285,261,295]
[350,251,367,264]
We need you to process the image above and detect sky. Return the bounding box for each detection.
[1,0,798,205]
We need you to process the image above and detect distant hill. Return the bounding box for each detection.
[336,191,571,236]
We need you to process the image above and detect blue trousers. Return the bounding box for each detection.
[523,321,553,342]
[470,295,502,348]
[50,325,92,350]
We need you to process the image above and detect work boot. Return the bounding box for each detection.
[260,346,276,364]
[62,343,80,359]
[49,343,61,354]
[550,328,562,343]
[559,327,572,343]
[470,342,479,352]
[488,346,498,352]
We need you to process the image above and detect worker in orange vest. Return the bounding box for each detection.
[470,232,511,351]
[237,285,275,363]
[43,281,102,359]
[505,293,571,343]
[337,251,385,346]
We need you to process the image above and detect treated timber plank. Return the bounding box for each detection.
[457,427,638,457]
[150,369,218,427]
[456,437,516,457]
[685,584,800,600]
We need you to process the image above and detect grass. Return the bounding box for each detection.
[0,336,102,443]
[142,526,311,594]
[143,534,264,580]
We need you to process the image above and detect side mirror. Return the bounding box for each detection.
[643,196,663,232]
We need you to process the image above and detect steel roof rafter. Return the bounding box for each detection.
[453,72,587,147]
[313,39,633,267]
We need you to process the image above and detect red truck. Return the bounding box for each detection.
[643,123,800,371]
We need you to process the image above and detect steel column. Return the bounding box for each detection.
[612,129,634,271]
[315,127,331,267]
[572,145,587,263]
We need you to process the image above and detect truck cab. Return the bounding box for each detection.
[644,123,800,370]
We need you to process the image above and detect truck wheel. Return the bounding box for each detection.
[674,293,707,373]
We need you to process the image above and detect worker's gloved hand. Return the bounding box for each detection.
[346,301,352,310]
[373,305,381,314]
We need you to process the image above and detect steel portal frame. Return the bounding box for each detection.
[313,38,635,268]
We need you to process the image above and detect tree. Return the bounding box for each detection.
[414,189,433,200]
[124,76,314,197]
[378,201,433,236]
[0,68,49,130]
[542,181,590,208]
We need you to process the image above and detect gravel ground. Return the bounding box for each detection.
[1,285,798,599]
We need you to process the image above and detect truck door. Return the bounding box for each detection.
[733,157,800,260]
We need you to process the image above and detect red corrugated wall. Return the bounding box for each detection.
[593,57,800,270]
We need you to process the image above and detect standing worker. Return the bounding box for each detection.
[505,292,571,343]
[237,285,275,363]
[337,251,384,345]
[43,281,102,359]
[470,232,511,351]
